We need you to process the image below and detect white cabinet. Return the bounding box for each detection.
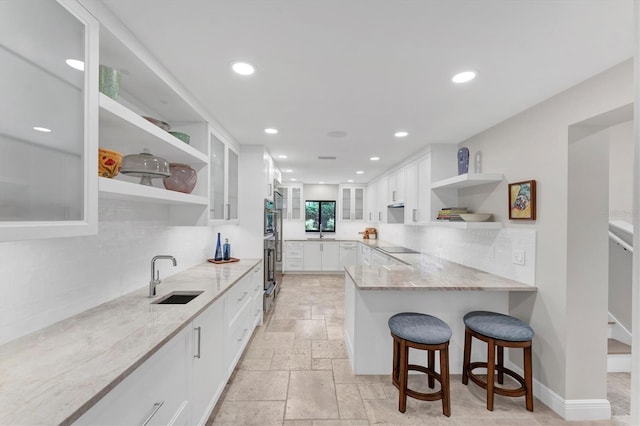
[190,299,226,425]
[76,326,191,425]
[264,155,279,201]
[374,177,388,222]
[388,168,406,204]
[339,242,358,269]
[210,132,239,221]
[0,0,99,241]
[358,244,371,266]
[277,184,303,220]
[365,184,376,222]
[404,160,419,224]
[339,185,365,221]
[302,241,340,271]
[285,241,304,271]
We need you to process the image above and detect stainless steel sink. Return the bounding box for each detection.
[152,291,203,305]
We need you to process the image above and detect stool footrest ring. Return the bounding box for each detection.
[465,362,527,398]
[392,364,444,402]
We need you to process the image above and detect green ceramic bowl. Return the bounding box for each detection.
[169,131,190,144]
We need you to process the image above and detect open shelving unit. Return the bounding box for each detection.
[429,221,502,229]
[431,173,503,190]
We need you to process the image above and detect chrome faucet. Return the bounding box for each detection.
[149,255,177,297]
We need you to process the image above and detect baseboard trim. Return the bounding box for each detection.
[506,361,611,421]
[608,353,632,372]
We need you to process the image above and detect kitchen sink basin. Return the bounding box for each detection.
[152,291,203,305]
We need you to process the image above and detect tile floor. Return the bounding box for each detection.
[208,274,631,425]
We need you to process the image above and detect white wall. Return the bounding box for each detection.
[609,120,635,223]
[453,59,634,407]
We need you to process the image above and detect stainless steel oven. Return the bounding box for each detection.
[264,236,278,314]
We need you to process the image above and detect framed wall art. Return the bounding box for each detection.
[509,180,536,220]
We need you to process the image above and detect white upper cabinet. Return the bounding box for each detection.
[277,184,303,221]
[210,131,239,221]
[0,0,99,241]
[387,168,406,204]
[339,185,365,221]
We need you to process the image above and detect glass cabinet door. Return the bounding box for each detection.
[342,188,352,220]
[0,0,98,241]
[227,148,238,220]
[291,187,302,220]
[209,134,225,220]
[354,188,364,220]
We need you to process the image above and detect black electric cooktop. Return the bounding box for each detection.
[378,246,419,254]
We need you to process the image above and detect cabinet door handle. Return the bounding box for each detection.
[378,212,381,221]
[141,401,164,426]
[225,203,231,220]
[369,212,371,221]
[255,308,261,317]
[268,183,272,196]
[392,190,396,202]
[237,291,248,302]
[413,209,418,222]
[238,328,249,342]
[194,326,201,359]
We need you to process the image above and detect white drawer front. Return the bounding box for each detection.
[286,258,304,270]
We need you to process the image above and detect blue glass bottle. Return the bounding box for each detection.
[223,238,231,260]
[214,233,222,261]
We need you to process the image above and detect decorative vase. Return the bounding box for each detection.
[457,147,469,175]
[98,148,122,178]
[99,65,120,99]
[214,233,222,261]
[163,163,197,193]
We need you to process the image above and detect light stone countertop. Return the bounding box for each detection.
[0,259,261,426]
[345,254,536,291]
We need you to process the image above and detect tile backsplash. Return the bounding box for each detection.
[0,201,214,345]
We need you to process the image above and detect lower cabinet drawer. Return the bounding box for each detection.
[227,308,251,370]
[286,259,304,270]
[286,247,304,259]
[76,327,190,426]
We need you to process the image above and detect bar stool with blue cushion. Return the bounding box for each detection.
[462,310,534,411]
[388,312,452,416]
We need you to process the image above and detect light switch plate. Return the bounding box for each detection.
[512,249,525,265]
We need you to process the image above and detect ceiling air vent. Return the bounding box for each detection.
[317,156,337,160]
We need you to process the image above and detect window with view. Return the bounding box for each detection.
[305,200,336,233]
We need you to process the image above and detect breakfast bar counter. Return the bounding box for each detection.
[343,254,536,375]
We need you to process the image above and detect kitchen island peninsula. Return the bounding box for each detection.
[344,254,537,375]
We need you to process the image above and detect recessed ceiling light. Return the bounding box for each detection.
[232,61,255,76]
[65,59,84,71]
[284,169,293,173]
[264,128,278,134]
[370,157,380,161]
[452,70,476,84]
[347,179,354,183]
[291,178,297,181]
[319,181,325,184]
[356,171,364,174]
[394,131,408,138]
[278,155,287,159]
[33,126,51,133]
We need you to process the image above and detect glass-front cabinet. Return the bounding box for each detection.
[209,131,238,221]
[339,185,365,221]
[277,184,303,221]
[0,0,99,241]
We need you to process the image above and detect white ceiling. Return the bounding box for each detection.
[100,0,634,184]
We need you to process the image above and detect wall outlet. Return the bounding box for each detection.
[512,249,525,265]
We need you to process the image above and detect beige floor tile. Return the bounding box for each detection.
[454,417,540,425]
[238,358,272,370]
[284,421,313,426]
[243,345,275,359]
[312,358,333,370]
[271,346,312,371]
[273,305,312,320]
[357,383,388,400]
[251,331,297,349]
[269,319,298,332]
[362,398,453,424]
[332,359,387,385]
[285,370,340,420]
[312,314,326,320]
[335,383,368,420]
[327,325,344,340]
[224,370,290,401]
[312,421,370,426]
[212,400,285,425]
[313,339,348,359]
[295,339,312,349]
[295,319,329,339]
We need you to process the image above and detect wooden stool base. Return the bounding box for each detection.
[462,327,533,412]
[391,333,451,417]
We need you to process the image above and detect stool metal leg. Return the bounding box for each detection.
[497,345,504,385]
[398,338,409,413]
[462,327,472,385]
[486,338,495,411]
[440,345,451,417]
[427,350,435,389]
[524,344,534,411]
